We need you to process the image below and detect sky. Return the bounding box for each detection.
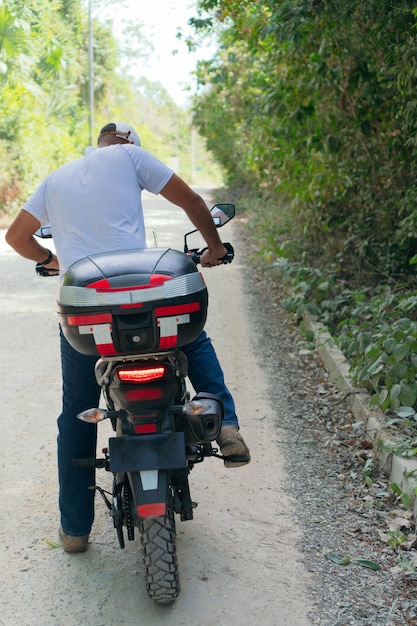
[101,0,212,106]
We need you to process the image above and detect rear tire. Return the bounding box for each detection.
[139,497,180,604]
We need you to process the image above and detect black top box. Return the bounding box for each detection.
[57,248,208,356]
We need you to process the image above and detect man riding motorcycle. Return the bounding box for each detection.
[6,121,250,553]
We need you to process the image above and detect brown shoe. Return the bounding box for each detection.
[59,527,89,553]
[216,426,250,468]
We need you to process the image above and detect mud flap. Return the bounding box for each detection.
[128,469,170,518]
[108,432,186,519]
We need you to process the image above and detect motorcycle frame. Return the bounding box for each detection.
[88,349,224,547]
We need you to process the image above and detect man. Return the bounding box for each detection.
[6,121,250,553]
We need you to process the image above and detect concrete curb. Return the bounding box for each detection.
[303,315,417,520]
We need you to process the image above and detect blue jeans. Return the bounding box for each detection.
[58,328,239,536]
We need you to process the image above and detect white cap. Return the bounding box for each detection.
[98,121,140,146]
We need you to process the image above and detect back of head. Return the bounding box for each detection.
[98,122,141,147]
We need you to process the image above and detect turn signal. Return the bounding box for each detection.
[182,400,210,415]
[77,408,108,423]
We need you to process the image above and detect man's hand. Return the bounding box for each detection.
[200,245,228,267]
[160,175,227,256]
[43,254,60,271]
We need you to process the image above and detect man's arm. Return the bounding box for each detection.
[5,210,59,270]
[160,174,227,267]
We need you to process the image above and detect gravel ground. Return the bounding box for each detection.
[239,222,417,626]
[2,204,416,625]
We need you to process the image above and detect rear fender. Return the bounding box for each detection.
[128,469,170,518]
[108,432,186,519]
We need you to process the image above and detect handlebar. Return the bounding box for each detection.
[36,242,235,276]
[187,242,234,266]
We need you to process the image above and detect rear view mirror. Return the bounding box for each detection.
[184,203,235,253]
[210,203,235,227]
[35,225,52,239]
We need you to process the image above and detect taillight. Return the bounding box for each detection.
[116,365,166,383]
[133,411,158,434]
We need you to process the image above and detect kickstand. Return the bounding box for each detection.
[88,485,112,511]
[205,445,224,461]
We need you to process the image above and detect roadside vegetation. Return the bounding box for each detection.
[1,0,416,580]
[1,0,416,474]
[189,0,417,456]
[0,0,219,222]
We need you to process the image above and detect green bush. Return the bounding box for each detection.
[272,254,417,424]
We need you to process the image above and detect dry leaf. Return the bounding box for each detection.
[385,515,412,532]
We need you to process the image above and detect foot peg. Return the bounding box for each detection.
[73,457,108,469]
[222,453,251,468]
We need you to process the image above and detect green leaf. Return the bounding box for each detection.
[369,393,380,406]
[392,343,410,362]
[365,343,382,360]
[318,281,330,291]
[394,406,416,418]
[383,338,396,354]
[390,482,402,495]
[390,383,402,400]
[380,388,389,403]
[353,558,381,571]
[401,492,411,509]
[325,552,350,565]
[380,388,390,410]
[387,362,408,383]
[368,361,384,376]
[400,383,417,407]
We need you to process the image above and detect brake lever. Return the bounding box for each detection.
[219,242,234,264]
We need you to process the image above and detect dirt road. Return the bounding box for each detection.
[0,191,312,626]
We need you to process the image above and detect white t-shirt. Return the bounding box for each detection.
[23,144,173,273]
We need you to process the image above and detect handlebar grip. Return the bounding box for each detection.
[35,263,59,277]
[187,242,234,266]
[188,251,202,265]
[218,242,234,264]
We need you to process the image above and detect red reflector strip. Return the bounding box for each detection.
[67,313,112,326]
[138,503,166,518]
[87,274,172,292]
[97,343,118,356]
[155,302,201,317]
[86,278,111,289]
[134,424,157,434]
[149,274,173,285]
[117,366,166,383]
[120,302,144,309]
[125,389,164,401]
[159,335,178,349]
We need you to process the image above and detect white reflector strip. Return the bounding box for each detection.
[58,273,205,307]
[157,314,190,338]
[79,323,112,343]
[78,323,115,355]
[140,470,159,491]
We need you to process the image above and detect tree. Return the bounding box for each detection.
[191,0,417,281]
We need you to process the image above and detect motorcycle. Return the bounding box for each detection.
[36,204,246,603]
